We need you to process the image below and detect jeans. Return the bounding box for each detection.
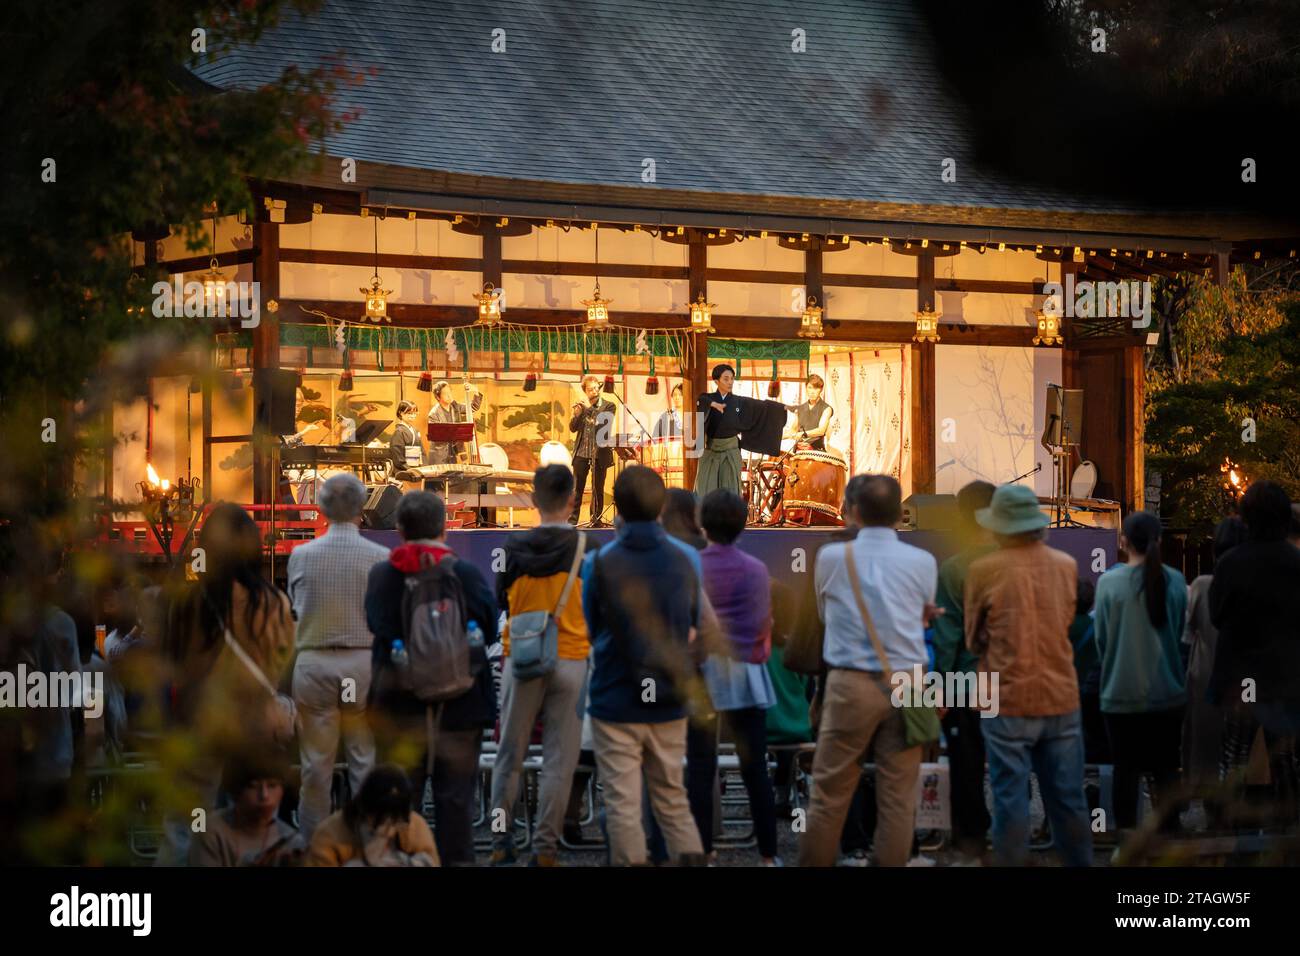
[685,706,779,858]
[941,704,991,856]
[981,710,1093,867]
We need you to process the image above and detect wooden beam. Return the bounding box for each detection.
[148,248,254,275]
[805,238,824,311]
[274,299,1043,346]
[1212,250,1230,286]
[280,248,480,272]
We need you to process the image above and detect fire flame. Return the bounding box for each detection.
[146,463,160,487]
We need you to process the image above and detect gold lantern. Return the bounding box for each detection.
[475,282,502,325]
[201,257,226,314]
[913,305,940,343]
[583,281,612,328]
[360,213,391,322]
[688,292,715,333]
[798,296,825,338]
[1033,309,1064,346]
[361,274,391,322]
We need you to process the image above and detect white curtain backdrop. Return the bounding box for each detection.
[735,348,912,495]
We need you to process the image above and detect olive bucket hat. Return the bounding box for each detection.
[975,483,1049,536]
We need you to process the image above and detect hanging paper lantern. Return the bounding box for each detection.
[645,376,659,396]
[189,375,201,394]
[603,374,615,394]
[417,371,433,392]
[523,372,538,392]
[338,369,354,391]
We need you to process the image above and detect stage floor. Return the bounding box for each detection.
[362,525,1117,591]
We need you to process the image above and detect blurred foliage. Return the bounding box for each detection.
[0,0,360,862]
[1145,268,1300,534]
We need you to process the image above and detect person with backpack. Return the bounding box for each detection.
[1095,511,1188,836]
[582,465,707,866]
[489,464,591,867]
[306,765,439,866]
[364,491,497,866]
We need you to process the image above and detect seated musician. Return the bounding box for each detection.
[783,373,833,451]
[389,400,425,474]
[427,380,483,465]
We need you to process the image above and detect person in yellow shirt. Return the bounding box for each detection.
[306,765,439,867]
[489,464,592,866]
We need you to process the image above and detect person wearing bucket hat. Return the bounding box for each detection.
[974,483,1050,536]
[964,483,1093,867]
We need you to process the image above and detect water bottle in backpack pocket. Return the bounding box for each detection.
[399,552,482,702]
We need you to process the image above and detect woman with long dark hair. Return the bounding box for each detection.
[1094,510,1188,835]
[158,503,294,863]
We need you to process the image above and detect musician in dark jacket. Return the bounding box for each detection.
[427,380,483,465]
[364,491,497,865]
[568,375,616,527]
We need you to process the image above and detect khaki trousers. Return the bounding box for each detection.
[799,668,921,867]
[591,717,704,865]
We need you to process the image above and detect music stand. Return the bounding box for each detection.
[426,421,475,444]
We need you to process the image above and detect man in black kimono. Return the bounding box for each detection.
[694,364,786,497]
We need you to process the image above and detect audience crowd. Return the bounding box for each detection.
[6,463,1300,867]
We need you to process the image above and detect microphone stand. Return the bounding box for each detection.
[1010,462,1042,484]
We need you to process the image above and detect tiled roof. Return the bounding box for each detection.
[191,0,1170,216]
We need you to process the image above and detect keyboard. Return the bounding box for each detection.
[411,463,534,483]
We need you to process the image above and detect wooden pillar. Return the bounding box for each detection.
[911,252,936,494]
[1123,343,1145,512]
[1060,259,1081,390]
[251,219,280,505]
[683,230,708,490]
[482,225,503,290]
[1212,249,1230,287]
[805,238,824,312]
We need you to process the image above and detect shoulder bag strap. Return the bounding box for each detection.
[552,532,587,618]
[223,627,279,699]
[843,542,893,679]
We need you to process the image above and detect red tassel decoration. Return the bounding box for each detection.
[603,374,615,394]
[417,371,433,392]
[338,370,353,391]
[523,372,537,392]
[645,376,659,396]
[767,378,781,398]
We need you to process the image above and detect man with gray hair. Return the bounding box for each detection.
[287,472,391,838]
